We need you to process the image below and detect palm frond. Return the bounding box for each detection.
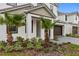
[4,12,14,25]
[13,14,25,27]
[0,16,5,25]
[3,12,25,26]
[41,17,56,29]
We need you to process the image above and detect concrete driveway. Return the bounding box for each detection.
[52,36,79,45]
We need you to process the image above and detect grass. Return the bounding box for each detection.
[68,44,79,50]
[59,43,79,56]
[65,54,79,56]
[0,52,32,56]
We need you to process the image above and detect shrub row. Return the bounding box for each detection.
[66,34,79,38]
[0,36,60,53]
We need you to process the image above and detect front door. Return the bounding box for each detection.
[36,20,41,37]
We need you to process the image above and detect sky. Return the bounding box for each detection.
[58,3,79,13]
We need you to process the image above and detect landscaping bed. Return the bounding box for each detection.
[0,37,79,56]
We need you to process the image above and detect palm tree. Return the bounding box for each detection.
[41,18,57,47]
[0,12,25,45]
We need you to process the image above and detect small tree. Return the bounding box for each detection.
[0,12,25,45]
[41,18,57,47]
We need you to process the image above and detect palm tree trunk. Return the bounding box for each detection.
[7,25,13,45]
[44,29,49,47]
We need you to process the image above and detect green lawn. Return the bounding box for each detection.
[59,43,79,56]
[0,52,32,56]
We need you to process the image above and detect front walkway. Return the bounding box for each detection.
[52,36,79,45]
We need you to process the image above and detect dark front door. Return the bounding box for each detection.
[54,25,63,36]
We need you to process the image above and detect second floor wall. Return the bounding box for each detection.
[58,13,79,24]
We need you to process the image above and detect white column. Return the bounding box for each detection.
[26,14,32,39]
[63,24,66,36]
[41,28,45,40]
[50,28,54,39]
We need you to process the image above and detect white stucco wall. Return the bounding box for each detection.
[57,14,76,36]
[12,26,27,41]
[67,15,78,24]
[64,24,72,35]
[58,15,65,21]
[0,25,27,41]
[0,25,7,41]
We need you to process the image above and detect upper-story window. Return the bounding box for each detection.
[65,15,67,21]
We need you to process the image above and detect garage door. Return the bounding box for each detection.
[72,26,78,34]
[54,25,63,36]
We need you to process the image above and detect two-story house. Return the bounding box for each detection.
[0,3,79,42]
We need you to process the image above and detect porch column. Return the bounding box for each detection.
[63,24,67,36]
[50,28,54,39]
[41,29,45,40]
[26,14,32,39]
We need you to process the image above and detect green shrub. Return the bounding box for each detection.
[27,41,34,49]
[22,38,29,47]
[31,37,37,44]
[34,42,43,50]
[3,41,24,52]
[66,34,70,36]
[52,45,58,51]
[0,41,6,50]
[16,36,24,42]
[62,42,71,45]
[43,48,49,53]
[13,42,23,51]
[16,36,25,47]
[48,43,59,51]
[3,45,13,53]
[66,33,79,38]
[31,38,43,50]
[38,38,43,44]
[58,47,65,52]
[25,38,30,43]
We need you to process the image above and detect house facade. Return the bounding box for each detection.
[0,3,79,41]
[56,12,79,37]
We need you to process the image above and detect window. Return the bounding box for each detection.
[31,20,33,33]
[8,25,18,34]
[65,15,67,21]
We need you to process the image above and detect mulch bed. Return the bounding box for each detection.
[0,44,79,56]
